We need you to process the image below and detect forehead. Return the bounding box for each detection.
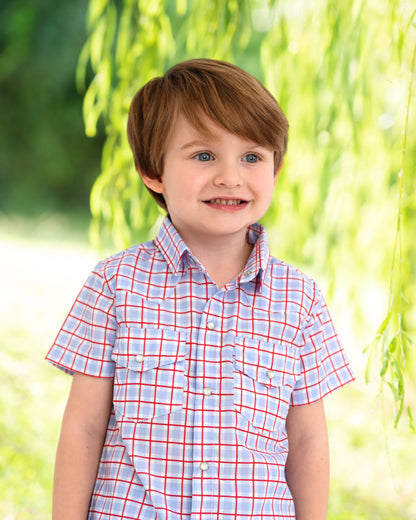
[166,112,267,151]
[169,113,217,144]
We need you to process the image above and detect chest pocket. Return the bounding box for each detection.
[112,327,186,422]
[234,336,300,435]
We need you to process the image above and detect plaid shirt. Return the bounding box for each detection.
[47,217,354,519]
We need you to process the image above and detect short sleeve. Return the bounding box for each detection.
[291,285,355,406]
[46,262,117,378]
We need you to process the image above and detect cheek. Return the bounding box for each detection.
[260,174,276,206]
[163,182,190,210]
[259,170,276,192]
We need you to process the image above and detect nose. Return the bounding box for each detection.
[212,160,242,188]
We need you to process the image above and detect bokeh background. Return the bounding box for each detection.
[1,0,415,518]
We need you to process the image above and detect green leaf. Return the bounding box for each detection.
[375,313,391,338]
[88,0,109,28]
[407,406,416,434]
[405,7,416,35]
[394,397,404,429]
[386,381,399,402]
[176,0,187,16]
[76,40,92,93]
[388,334,399,354]
[380,355,389,377]
[398,28,405,63]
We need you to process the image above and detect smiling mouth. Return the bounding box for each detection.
[206,199,247,206]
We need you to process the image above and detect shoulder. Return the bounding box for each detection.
[98,239,158,271]
[265,256,320,317]
[251,223,319,314]
[90,239,164,293]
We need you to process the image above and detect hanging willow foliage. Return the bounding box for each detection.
[77,0,416,430]
[365,26,416,432]
[76,0,253,248]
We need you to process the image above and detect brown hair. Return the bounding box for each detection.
[127,58,289,210]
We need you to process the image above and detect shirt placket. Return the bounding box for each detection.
[191,291,223,518]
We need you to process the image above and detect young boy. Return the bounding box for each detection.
[47,58,354,520]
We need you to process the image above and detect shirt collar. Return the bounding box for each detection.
[154,217,190,275]
[154,217,270,284]
[238,223,270,288]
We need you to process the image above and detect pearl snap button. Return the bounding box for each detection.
[203,386,212,396]
[266,370,275,380]
[200,461,209,471]
[207,321,215,330]
[135,354,144,363]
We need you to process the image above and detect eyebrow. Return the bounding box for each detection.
[180,139,216,150]
[180,138,266,151]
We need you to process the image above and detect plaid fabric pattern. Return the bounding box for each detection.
[47,217,354,519]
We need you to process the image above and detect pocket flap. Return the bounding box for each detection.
[234,336,300,387]
[113,327,185,372]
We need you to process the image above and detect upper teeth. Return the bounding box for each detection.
[210,199,242,205]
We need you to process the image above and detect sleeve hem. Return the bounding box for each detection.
[45,356,115,379]
[290,375,356,407]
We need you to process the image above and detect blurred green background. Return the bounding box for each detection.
[0,0,104,215]
[1,0,415,518]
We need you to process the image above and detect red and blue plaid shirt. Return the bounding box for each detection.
[47,217,354,519]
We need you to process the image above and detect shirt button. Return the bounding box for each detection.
[266,370,275,380]
[203,386,212,396]
[207,321,215,330]
[135,354,144,363]
[200,461,209,471]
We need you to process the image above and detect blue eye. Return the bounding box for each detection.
[195,152,213,162]
[243,154,259,163]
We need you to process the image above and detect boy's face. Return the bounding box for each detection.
[141,113,278,249]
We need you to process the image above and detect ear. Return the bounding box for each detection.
[138,169,165,194]
[274,160,284,186]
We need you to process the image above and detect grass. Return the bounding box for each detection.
[1,213,415,519]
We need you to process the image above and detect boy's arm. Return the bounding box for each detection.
[52,372,113,520]
[285,399,329,520]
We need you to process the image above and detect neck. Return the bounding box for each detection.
[183,232,253,288]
